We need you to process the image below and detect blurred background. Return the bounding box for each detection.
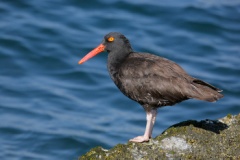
[0,0,239,159]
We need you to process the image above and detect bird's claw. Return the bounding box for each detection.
[129,136,149,143]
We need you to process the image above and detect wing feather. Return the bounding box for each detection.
[114,53,190,107]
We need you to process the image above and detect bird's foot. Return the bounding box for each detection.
[129,136,149,143]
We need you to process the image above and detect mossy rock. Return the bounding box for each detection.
[79,113,240,160]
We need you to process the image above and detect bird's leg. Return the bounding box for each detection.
[129,109,157,143]
[149,109,157,138]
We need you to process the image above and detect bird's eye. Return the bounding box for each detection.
[107,36,114,42]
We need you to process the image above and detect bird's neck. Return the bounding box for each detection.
[107,49,132,79]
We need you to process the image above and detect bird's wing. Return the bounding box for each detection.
[115,53,191,107]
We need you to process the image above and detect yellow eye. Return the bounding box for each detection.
[107,36,114,42]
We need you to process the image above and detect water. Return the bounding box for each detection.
[0,0,239,159]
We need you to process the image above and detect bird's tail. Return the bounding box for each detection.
[189,79,224,102]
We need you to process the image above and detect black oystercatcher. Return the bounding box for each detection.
[78,32,223,143]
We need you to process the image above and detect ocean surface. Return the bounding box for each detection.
[0,0,239,159]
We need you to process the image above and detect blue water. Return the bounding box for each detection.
[0,0,239,159]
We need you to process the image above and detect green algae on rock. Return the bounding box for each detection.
[79,113,240,160]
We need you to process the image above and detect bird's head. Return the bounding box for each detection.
[78,32,133,64]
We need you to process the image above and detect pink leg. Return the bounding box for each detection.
[129,109,157,142]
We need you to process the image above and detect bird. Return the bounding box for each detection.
[78,32,223,143]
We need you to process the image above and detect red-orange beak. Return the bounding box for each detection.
[78,44,106,64]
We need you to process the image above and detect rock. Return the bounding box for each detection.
[79,113,240,160]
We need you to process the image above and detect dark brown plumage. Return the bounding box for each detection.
[114,53,223,109]
[79,32,223,142]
